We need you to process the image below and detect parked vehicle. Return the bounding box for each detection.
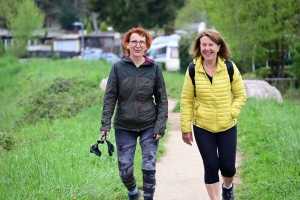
[100,52,121,63]
[146,34,180,72]
[81,48,120,63]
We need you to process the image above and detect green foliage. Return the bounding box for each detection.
[0,38,4,56]
[86,22,94,34]
[0,132,15,150]
[283,88,300,103]
[99,21,108,31]
[0,58,167,199]
[18,77,104,124]
[242,72,257,79]
[290,42,300,81]
[237,98,300,199]
[174,0,206,30]
[6,0,44,57]
[191,0,300,77]
[162,71,185,99]
[178,31,197,74]
[59,2,79,30]
[0,58,109,133]
[87,0,185,32]
[256,67,272,79]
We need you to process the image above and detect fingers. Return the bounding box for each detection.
[99,130,109,141]
[153,134,162,140]
[182,132,193,146]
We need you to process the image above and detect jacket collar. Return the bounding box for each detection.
[193,56,227,73]
[123,55,155,66]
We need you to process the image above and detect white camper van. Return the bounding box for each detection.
[146,34,180,72]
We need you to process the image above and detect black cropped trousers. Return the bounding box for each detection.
[193,125,237,184]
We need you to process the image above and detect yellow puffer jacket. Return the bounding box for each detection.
[180,57,246,133]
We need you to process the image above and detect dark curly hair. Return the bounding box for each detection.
[122,27,153,55]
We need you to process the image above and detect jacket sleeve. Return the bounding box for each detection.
[231,63,246,119]
[100,64,118,132]
[153,65,168,136]
[180,68,195,133]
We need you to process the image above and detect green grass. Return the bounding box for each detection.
[0,57,299,199]
[0,57,168,199]
[236,98,300,199]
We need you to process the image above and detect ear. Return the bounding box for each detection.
[217,44,221,52]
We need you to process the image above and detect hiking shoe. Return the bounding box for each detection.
[222,184,235,200]
[128,190,141,200]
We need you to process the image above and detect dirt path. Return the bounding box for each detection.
[154,98,242,199]
[155,98,211,199]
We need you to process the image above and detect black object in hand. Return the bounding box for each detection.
[90,135,115,157]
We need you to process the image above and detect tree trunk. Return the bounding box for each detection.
[92,12,99,33]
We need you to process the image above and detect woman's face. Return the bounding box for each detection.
[127,33,147,58]
[200,36,220,62]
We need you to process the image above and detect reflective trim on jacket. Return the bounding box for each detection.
[180,57,246,133]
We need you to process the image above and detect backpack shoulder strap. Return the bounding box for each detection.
[225,60,234,83]
[188,62,196,97]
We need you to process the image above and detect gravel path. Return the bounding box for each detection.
[155,98,212,200]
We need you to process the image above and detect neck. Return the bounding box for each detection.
[130,55,145,65]
[203,61,216,69]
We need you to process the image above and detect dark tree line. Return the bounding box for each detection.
[87,0,185,33]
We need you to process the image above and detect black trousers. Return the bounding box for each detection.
[193,125,237,184]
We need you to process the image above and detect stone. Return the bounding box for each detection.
[99,77,108,90]
[243,80,283,103]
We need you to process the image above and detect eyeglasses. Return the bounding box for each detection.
[129,40,146,46]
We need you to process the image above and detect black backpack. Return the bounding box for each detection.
[188,60,234,97]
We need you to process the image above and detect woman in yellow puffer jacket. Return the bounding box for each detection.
[180,29,246,200]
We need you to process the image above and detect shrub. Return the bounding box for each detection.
[290,42,300,81]
[100,21,108,31]
[18,77,104,125]
[178,31,197,74]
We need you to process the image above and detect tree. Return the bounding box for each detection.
[291,42,300,81]
[34,0,63,27]
[191,0,300,77]
[7,0,44,57]
[87,0,185,33]
[0,0,18,28]
[86,21,94,34]
[99,21,108,31]
[174,0,206,30]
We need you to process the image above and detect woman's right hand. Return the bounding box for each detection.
[99,130,109,141]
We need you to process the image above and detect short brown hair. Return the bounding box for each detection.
[122,27,153,55]
[190,29,231,60]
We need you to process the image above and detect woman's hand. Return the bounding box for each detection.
[182,132,193,146]
[153,133,162,140]
[99,130,109,141]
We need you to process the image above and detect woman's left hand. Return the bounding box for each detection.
[154,133,162,140]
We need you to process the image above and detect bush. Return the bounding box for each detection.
[290,42,300,81]
[178,31,197,74]
[256,67,272,79]
[100,21,108,31]
[18,77,104,125]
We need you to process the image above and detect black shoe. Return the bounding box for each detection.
[128,190,141,200]
[222,184,235,200]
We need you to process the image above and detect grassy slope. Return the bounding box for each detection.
[1,58,299,199]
